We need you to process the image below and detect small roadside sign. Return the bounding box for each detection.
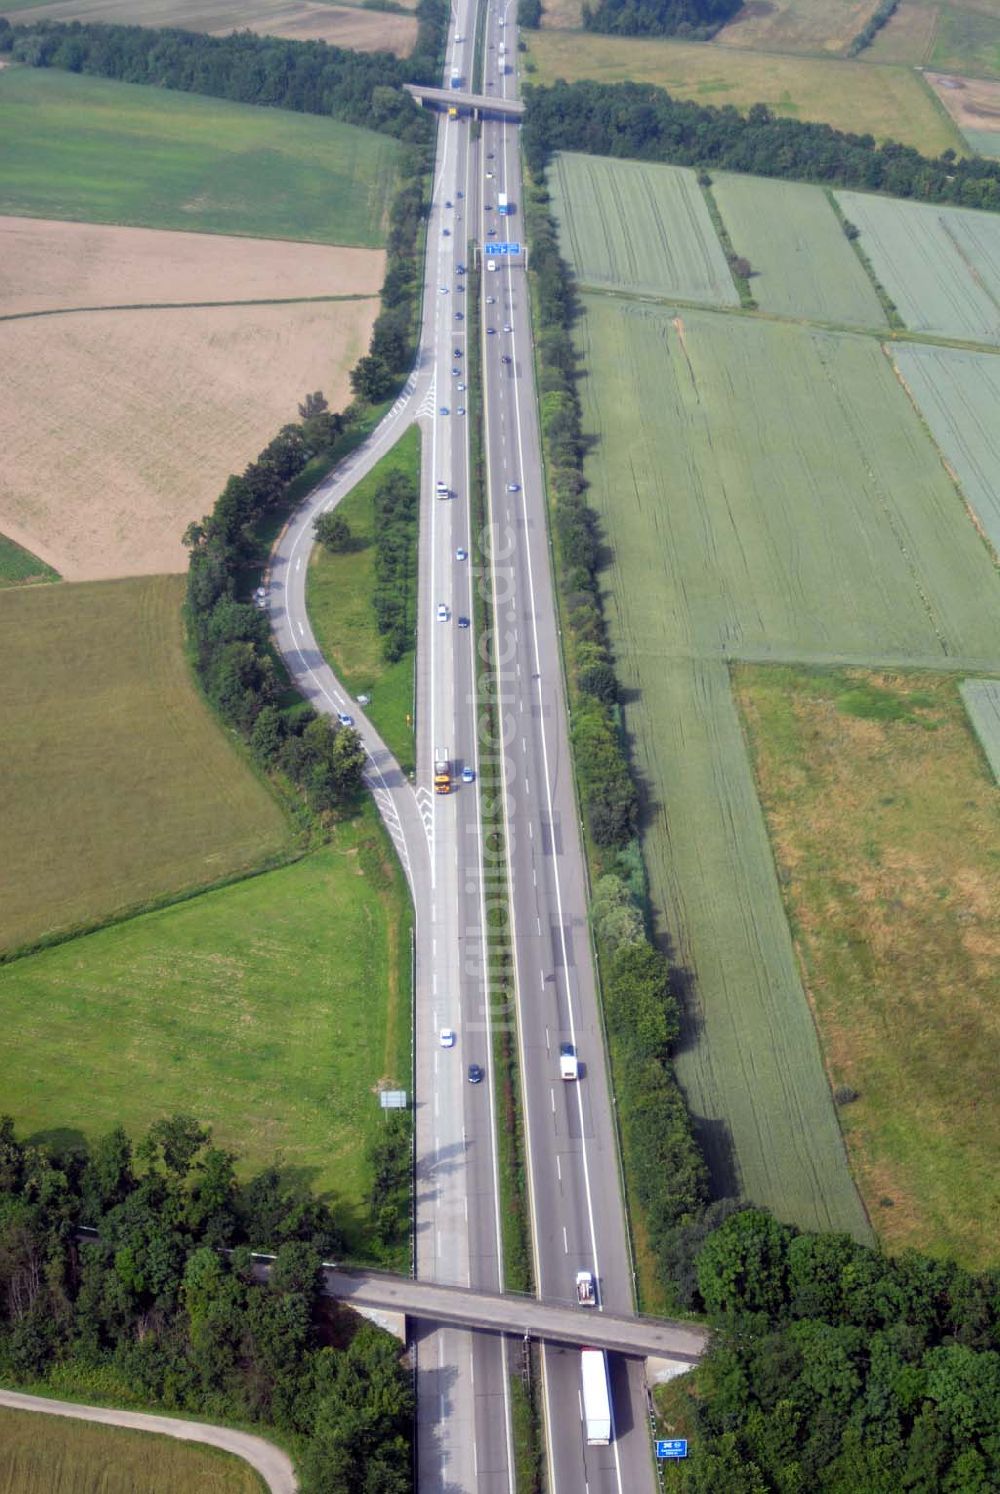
[656,1439,688,1459]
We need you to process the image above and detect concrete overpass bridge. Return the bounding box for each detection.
[403,82,526,120]
[318,1264,709,1363]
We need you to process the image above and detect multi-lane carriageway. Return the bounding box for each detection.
[268,1,699,1489]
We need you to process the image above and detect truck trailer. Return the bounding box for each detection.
[581,1349,612,1445]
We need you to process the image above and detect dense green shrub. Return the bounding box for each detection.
[582,0,739,39]
[0,1116,413,1492]
[523,80,1000,211]
[679,1209,1000,1490]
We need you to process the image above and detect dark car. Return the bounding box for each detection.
[457,615,470,629]
[468,1064,484,1085]
[501,354,512,364]
[454,348,463,358]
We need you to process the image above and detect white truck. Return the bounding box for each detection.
[581,1349,613,1445]
[559,1042,580,1080]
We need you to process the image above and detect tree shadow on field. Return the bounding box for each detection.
[689,1114,741,1205]
[28,1126,88,1166]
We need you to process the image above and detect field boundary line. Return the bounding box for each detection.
[0,293,379,324]
[573,277,1000,355]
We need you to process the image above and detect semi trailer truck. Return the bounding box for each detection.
[581,1349,613,1445]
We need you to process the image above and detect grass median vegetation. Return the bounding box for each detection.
[306,425,420,774]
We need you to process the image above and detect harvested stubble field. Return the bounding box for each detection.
[837,190,1000,343]
[0,215,383,318]
[735,666,1000,1266]
[525,31,965,154]
[0,68,401,246]
[574,289,1000,1233]
[714,0,882,53]
[548,153,736,304]
[0,293,378,579]
[0,0,418,52]
[893,343,1000,555]
[961,676,1000,779]
[0,575,292,957]
[0,818,411,1252]
[711,173,886,325]
[0,1407,265,1494]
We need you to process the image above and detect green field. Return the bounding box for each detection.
[548,153,736,305]
[961,676,1000,780]
[572,288,1000,1233]
[929,3,1000,77]
[307,426,420,773]
[0,532,59,587]
[965,128,1000,157]
[735,666,1000,1267]
[711,174,887,325]
[0,67,400,245]
[525,30,966,156]
[836,190,1000,343]
[0,1407,265,1494]
[0,812,411,1252]
[893,344,1000,554]
[0,575,293,957]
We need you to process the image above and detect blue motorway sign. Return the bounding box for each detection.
[656,1440,688,1460]
[484,241,521,256]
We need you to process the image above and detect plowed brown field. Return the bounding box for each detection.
[0,220,382,578]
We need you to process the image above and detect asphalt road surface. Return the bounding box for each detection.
[474,10,659,1492]
[0,1389,297,1494]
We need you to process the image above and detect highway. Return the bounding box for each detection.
[271,5,517,1489]
[474,11,659,1492]
[269,2,665,1488]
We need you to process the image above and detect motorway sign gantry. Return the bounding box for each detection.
[484,242,521,255]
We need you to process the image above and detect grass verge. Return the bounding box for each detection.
[305,424,420,773]
[734,663,1000,1268]
[0,802,413,1260]
[509,1362,544,1494]
[0,1406,267,1494]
